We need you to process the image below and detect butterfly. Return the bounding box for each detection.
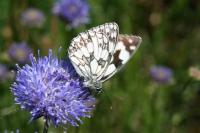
[68,22,142,91]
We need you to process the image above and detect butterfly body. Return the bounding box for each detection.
[84,79,102,91]
[68,22,142,90]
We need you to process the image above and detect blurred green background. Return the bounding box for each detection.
[1,0,200,132]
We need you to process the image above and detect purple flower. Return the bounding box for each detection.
[11,50,96,127]
[8,42,31,63]
[150,65,173,84]
[21,8,45,28]
[53,0,89,28]
[0,64,8,81]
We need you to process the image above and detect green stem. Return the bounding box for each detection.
[43,118,49,133]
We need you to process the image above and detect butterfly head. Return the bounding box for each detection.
[83,79,102,92]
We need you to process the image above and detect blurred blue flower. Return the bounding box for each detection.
[0,64,8,81]
[150,65,173,84]
[21,8,45,28]
[53,0,89,28]
[11,50,96,127]
[8,42,31,63]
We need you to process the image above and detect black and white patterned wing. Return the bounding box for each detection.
[68,23,119,82]
[101,34,142,82]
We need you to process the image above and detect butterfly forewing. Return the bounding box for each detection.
[101,35,142,82]
[68,22,119,82]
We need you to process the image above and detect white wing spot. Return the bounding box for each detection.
[101,50,109,60]
[105,27,110,33]
[96,65,102,74]
[130,45,136,50]
[128,38,133,43]
[96,32,103,38]
[98,47,103,60]
[73,37,80,43]
[81,47,90,57]
[104,64,116,76]
[103,36,108,43]
[70,56,80,64]
[119,50,130,64]
[90,36,99,59]
[87,42,94,53]
[115,41,126,51]
[70,62,85,77]
[80,33,88,39]
[79,65,88,75]
[84,65,90,73]
[88,30,95,36]
[109,42,114,52]
[74,50,83,59]
[109,24,114,29]
[90,59,98,74]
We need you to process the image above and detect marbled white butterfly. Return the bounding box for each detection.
[68,22,142,91]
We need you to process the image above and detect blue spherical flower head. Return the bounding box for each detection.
[53,0,89,28]
[11,50,96,127]
[8,42,31,64]
[21,8,45,28]
[0,64,9,81]
[150,65,173,84]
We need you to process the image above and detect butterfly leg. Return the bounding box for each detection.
[96,87,102,94]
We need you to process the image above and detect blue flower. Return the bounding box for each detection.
[0,64,8,81]
[53,0,89,28]
[150,65,173,84]
[11,50,96,127]
[8,42,31,64]
[21,8,45,28]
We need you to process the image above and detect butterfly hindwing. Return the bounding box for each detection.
[101,35,142,82]
[114,35,142,67]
